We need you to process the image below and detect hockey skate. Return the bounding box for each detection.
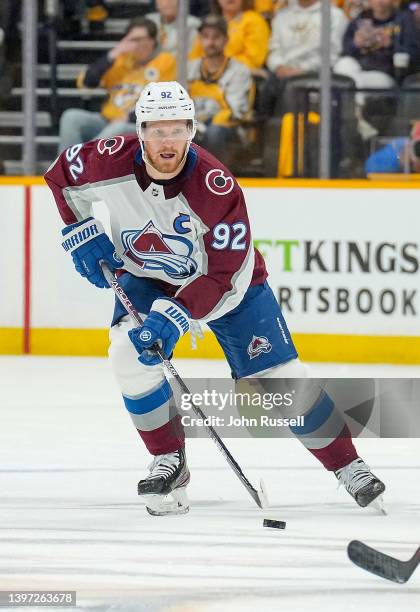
[335,458,386,512]
[138,448,190,516]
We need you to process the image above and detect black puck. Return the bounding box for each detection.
[263,519,286,529]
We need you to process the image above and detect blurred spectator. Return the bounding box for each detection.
[58,18,176,153]
[59,1,109,36]
[147,0,200,55]
[0,24,13,106]
[401,1,420,30]
[190,0,212,17]
[259,0,347,116]
[413,4,420,30]
[85,2,109,33]
[254,0,288,18]
[334,0,420,90]
[254,0,277,18]
[190,0,270,73]
[188,15,254,164]
[0,27,3,67]
[404,0,420,67]
[0,0,19,61]
[404,1,420,72]
[365,121,420,173]
[334,0,369,19]
[60,2,155,36]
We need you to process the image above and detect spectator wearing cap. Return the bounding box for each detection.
[188,15,254,165]
[189,0,270,73]
[259,0,347,116]
[147,0,201,55]
[365,121,420,173]
[57,18,176,153]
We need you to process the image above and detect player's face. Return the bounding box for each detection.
[143,120,190,174]
[200,28,227,57]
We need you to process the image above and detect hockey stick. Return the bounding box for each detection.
[348,540,420,583]
[101,262,268,509]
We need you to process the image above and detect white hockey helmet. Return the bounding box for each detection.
[135,81,197,173]
[135,81,196,137]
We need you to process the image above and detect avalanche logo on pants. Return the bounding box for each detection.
[121,221,197,279]
[247,335,272,359]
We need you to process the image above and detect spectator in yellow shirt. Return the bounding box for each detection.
[254,0,284,18]
[189,0,270,73]
[254,0,275,17]
[58,18,176,153]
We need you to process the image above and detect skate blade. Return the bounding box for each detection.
[146,504,189,517]
[370,494,387,516]
[143,487,190,517]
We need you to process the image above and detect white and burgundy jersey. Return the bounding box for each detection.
[44,134,267,321]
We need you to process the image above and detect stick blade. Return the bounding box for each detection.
[259,478,269,509]
[348,540,418,584]
[249,485,264,509]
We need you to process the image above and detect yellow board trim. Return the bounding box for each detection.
[0,176,46,186]
[293,333,420,364]
[2,328,419,364]
[30,328,110,357]
[238,178,420,189]
[1,176,420,190]
[367,173,420,182]
[0,328,24,354]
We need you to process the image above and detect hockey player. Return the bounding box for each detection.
[45,81,385,515]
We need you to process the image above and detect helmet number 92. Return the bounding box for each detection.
[211,222,247,251]
[161,91,172,98]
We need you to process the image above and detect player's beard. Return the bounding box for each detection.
[145,144,187,175]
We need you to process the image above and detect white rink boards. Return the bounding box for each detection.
[0,357,419,612]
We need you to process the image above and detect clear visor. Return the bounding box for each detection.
[140,124,194,142]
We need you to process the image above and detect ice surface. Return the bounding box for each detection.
[0,357,419,611]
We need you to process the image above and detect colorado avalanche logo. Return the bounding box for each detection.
[121,221,197,280]
[205,169,234,196]
[97,136,125,156]
[247,335,272,360]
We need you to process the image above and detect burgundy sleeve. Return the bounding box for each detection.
[175,186,253,320]
[44,142,95,225]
